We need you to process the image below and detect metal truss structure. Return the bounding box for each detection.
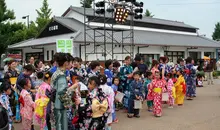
[82,0,138,61]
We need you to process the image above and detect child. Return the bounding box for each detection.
[35,71,53,130]
[196,74,203,87]
[166,73,175,108]
[144,71,153,112]
[0,81,13,130]
[99,74,114,130]
[111,77,120,123]
[175,68,186,106]
[18,78,35,130]
[128,71,144,118]
[147,71,166,117]
[34,71,44,88]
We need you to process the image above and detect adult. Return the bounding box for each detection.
[51,52,72,130]
[104,59,113,86]
[136,58,148,75]
[87,61,100,77]
[4,60,20,122]
[29,57,35,66]
[119,56,133,109]
[204,59,214,85]
[131,54,141,70]
[185,57,196,100]
[216,59,220,71]
[49,60,57,74]
[34,60,43,72]
[16,60,23,74]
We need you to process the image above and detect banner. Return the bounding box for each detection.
[56,39,73,55]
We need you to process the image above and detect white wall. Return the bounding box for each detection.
[65,10,86,23]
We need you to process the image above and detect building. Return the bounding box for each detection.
[8,6,220,64]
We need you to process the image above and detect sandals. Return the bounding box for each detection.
[127,114,133,118]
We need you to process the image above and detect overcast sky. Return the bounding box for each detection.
[5,0,220,38]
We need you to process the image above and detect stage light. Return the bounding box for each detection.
[107,8,114,13]
[96,9,105,14]
[115,7,125,23]
[134,8,143,13]
[133,2,144,7]
[134,14,142,19]
[95,1,105,7]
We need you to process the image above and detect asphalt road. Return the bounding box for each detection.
[14,80,220,130]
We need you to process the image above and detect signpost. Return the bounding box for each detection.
[56,39,73,55]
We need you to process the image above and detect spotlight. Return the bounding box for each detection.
[115,7,125,23]
[95,1,105,7]
[134,14,142,19]
[96,9,105,14]
[134,8,143,13]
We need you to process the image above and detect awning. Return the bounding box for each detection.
[8,33,78,49]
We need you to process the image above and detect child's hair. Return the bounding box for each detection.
[133,71,141,76]
[151,60,159,69]
[144,71,152,78]
[112,77,120,84]
[37,71,44,79]
[98,74,107,85]
[17,78,29,89]
[89,61,100,70]
[113,60,121,68]
[166,73,172,78]
[34,60,41,68]
[0,80,11,93]
[105,59,113,69]
[74,57,82,62]
[88,76,100,87]
[54,53,72,67]
[44,71,53,81]
[23,64,35,72]
[159,57,166,63]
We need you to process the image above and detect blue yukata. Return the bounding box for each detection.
[0,93,13,130]
[119,65,133,108]
[128,80,144,115]
[159,64,170,75]
[111,84,118,121]
[49,66,57,74]
[185,64,197,97]
[104,69,113,86]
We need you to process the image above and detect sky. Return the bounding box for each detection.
[5,0,220,38]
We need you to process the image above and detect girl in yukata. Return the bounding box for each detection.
[148,71,166,117]
[119,56,133,110]
[166,73,175,108]
[99,75,114,130]
[175,68,186,106]
[35,71,53,130]
[77,76,109,130]
[111,77,120,123]
[151,60,159,79]
[185,57,196,100]
[104,60,114,87]
[0,81,13,130]
[18,78,35,130]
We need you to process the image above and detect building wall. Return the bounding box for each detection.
[21,44,217,62]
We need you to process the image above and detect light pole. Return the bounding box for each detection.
[22,15,29,28]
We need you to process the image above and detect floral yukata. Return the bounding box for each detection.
[148,79,166,117]
[20,89,35,130]
[104,69,113,86]
[77,88,109,130]
[0,93,13,130]
[185,64,196,98]
[167,79,175,106]
[119,65,133,108]
[35,82,52,130]
[175,75,186,105]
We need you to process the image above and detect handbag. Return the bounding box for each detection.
[162,92,169,101]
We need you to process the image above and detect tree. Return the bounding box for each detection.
[212,22,220,41]
[145,9,154,17]
[80,0,93,8]
[36,0,52,32]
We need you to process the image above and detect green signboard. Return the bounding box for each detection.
[56,39,73,55]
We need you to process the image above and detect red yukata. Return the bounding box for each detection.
[147,79,166,117]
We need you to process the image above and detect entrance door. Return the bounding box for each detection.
[189,52,201,63]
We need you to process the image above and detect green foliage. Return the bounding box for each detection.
[80,0,93,8]
[212,22,220,41]
[145,9,154,17]
[36,0,52,32]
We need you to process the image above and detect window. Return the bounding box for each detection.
[164,51,184,63]
[51,50,54,60]
[204,52,214,58]
[47,51,49,60]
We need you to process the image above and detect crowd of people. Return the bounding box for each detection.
[0,53,209,130]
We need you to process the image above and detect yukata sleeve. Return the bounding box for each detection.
[147,82,154,100]
[139,83,145,99]
[2,96,13,116]
[174,78,181,88]
[119,67,127,82]
[25,94,35,108]
[105,70,112,86]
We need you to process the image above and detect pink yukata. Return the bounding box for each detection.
[167,79,175,107]
[35,82,51,130]
[147,79,166,117]
[20,89,35,130]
